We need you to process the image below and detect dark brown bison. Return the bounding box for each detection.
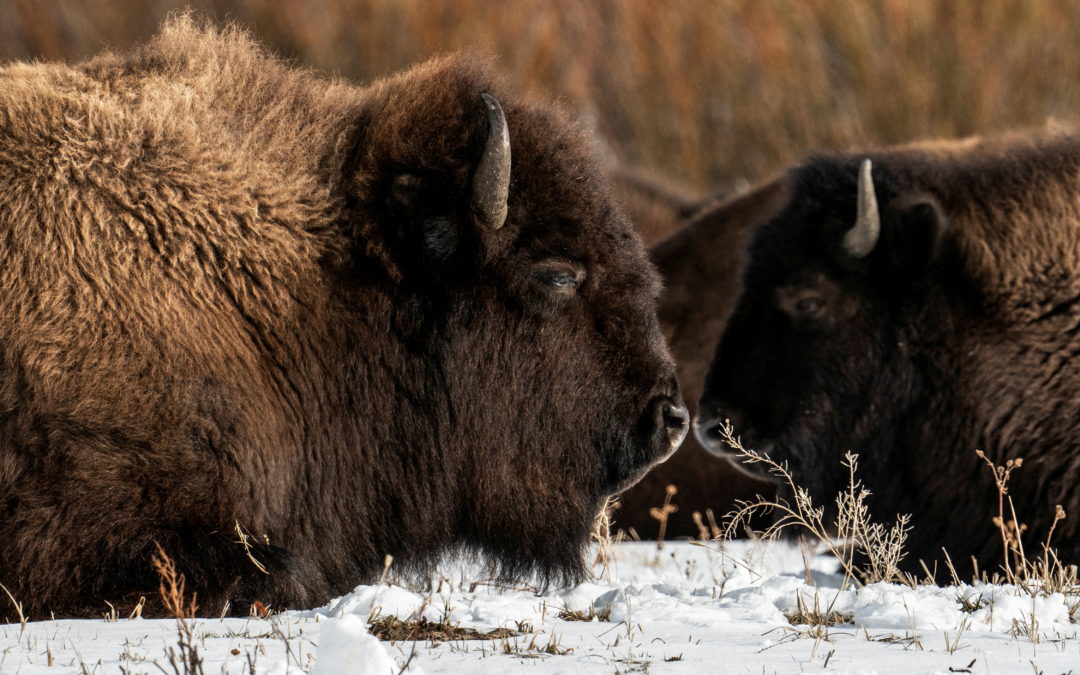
[614,182,786,538]
[607,163,710,246]
[695,132,1080,574]
[0,19,688,618]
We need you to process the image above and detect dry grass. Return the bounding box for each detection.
[718,421,911,588]
[0,582,27,641]
[713,421,1080,645]
[692,509,723,542]
[500,631,573,657]
[368,615,516,642]
[784,593,854,628]
[151,543,204,675]
[590,496,619,577]
[5,0,1080,191]
[969,451,1080,631]
[152,544,196,620]
[648,484,678,550]
[717,422,1080,604]
[975,450,1078,594]
[556,606,612,622]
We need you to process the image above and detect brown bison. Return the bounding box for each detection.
[695,132,1080,574]
[0,19,688,618]
[614,183,785,538]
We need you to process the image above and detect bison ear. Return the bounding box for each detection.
[881,195,946,275]
[385,170,480,278]
[374,93,511,283]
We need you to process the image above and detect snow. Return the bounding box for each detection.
[307,615,405,675]
[3,541,1079,674]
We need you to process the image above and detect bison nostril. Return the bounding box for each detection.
[660,400,689,450]
[692,415,725,455]
[662,402,689,431]
[644,395,689,458]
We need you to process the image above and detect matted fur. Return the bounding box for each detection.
[0,18,681,617]
[699,130,1080,573]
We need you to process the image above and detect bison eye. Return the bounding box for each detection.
[776,286,826,320]
[531,261,586,295]
[795,297,823,315]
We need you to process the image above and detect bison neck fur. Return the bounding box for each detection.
[0,18,680,617]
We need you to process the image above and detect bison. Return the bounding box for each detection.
[695,133,1080,574]
[0,18,688,618]
[607,163,709,246]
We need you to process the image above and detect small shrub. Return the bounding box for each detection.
[718,421,910,587]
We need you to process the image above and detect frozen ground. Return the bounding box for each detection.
[2,540,1079,674]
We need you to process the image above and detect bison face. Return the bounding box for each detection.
[694,159,945,502]
[343,57,686,582]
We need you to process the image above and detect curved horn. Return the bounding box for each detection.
[843,158,881,258]
[472,93,511,229]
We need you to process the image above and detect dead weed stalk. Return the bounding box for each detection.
[976,450,1079,599]
[151,543,204,675]
[718,421,910,587]
[0,582,27,641]
[649,485,679,550]
[591,497,620,580]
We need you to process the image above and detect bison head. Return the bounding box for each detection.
[694,157,948,512]
[337,56,687,584]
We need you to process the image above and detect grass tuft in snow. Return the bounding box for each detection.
[500,632,573,657]
[716,420,911,588]
[976,450,1080,601]
[368,615,517,643]
[784,592,854,628]
[556,606,612,622]
[0,583,27,642]
[151,542,205,675]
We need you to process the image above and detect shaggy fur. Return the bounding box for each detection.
[0,18,682,618]
[698,131,1080,574]
[616,182,787,537]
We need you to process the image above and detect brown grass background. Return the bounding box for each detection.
[5,0,1080,193]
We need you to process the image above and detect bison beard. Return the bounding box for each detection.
[695,134,1080,577]
[0,18,686,618]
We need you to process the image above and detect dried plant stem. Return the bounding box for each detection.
[975,450,1075,600]
[718,421,910,588]
[151,543,204,675]
[0,582,27,641]
[649,485,679,551]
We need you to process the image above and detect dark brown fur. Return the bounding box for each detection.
[615,181,787,538]
[0,19,683,617]
[698,131,1080,573]
[608,164,710,246]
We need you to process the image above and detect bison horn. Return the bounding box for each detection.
[843,158,881,258]
[472,93,511,230]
